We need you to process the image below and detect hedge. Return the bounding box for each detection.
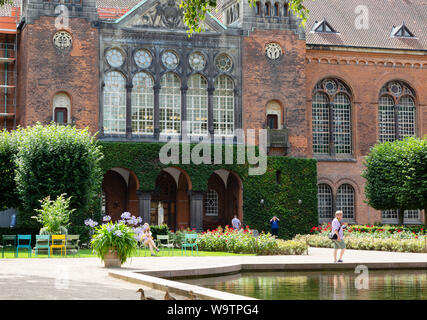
[100,142,318,239]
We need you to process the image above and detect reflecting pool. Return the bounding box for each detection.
[179,270,427,300]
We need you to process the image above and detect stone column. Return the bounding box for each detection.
[208,86,215,135]
[189,191,204,232]
[153,84,160,139]
[126,83,133,139]
[137,191,152,224]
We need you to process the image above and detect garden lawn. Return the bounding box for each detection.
[0,248,256,259]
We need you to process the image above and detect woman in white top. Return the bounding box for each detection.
[142,223,160,256]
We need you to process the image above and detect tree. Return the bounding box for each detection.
[14,123,104,228]
[181,0,310,34]
[362,137,427,225]
[0,129,20,210]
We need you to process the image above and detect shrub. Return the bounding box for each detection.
[149,224,169,240]
[0,130,19,210]
[31,194,74,234]
[15,123,104,228]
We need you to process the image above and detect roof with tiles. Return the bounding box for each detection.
[304,0,427,51]
[0,0,426,51]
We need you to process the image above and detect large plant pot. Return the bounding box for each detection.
[104,249,121,268]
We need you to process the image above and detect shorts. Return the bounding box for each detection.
[333,239,346,249]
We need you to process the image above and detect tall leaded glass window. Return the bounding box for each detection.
[159,72,181,134]
[336,184,355,220]
[382,209,420,224]
[103,71,126,134]
[379,81,416,142]
[205,189,218,216]
[312,79,352,156]
[318,184,333,220]
[187,74,208,135]
[132,72,154,134]
[213,75,234,135]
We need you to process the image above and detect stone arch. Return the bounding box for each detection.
[265,99,284,129]
[102,167,140,221]
[52,91,72,124]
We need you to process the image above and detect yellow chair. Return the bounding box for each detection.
[50,235,66,256]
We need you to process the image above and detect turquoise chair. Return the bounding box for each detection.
[34,235,50,257]
[16,235,32,258]
[181,233,198,256]
[1,235,17,258]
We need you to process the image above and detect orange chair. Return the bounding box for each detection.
[50,235,66,256]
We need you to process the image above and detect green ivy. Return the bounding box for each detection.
[100,142,317,239]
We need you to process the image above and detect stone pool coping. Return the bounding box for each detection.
[109,260,427,300]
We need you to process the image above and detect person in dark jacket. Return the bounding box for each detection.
[270,216,280,237]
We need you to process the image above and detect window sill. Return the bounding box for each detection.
[314,155,357,163]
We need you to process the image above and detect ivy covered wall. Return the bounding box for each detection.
[100,142,318,239]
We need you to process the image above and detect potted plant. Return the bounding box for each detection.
[90,220,138,268]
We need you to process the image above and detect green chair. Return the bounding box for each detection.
[66,235,80,257]
[16,234,32,258]
[181,233,198,256]
[157,234,174,256]
[34,235,50,257]
[1,235,17,258]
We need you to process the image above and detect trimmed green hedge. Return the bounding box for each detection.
[100,142,317,239]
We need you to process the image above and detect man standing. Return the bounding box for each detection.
[332,210,347,262]
[270,216,280,237]
[231,215,241,230]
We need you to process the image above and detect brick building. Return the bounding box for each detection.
[0,0,425,229]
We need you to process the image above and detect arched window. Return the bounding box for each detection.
[213,75,234,135]
[284,3,289,16]
[255,1,261,15]
[103,71,126,134]
[312,78,352,156]
[264,2,271,16]
[379,81,416,142]
[336,184,355,220]
[205,189,218,216]
[187,74,208,135]
[160,72,181,134]
[318,184,333,220]
[53,92,70,124]
[273,3,279,16]
[132,72,154,134]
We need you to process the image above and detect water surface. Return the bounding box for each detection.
[179,270,427,300]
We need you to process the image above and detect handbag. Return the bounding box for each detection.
[328,221,341,240]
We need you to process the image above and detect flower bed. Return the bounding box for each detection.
[295,233,427,253]
[196,226,307,255]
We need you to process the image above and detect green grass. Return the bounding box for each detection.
[0,248,255,259]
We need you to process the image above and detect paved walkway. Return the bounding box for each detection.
[0,247,426,300]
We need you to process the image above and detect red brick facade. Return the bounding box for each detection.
[17,16,99,134]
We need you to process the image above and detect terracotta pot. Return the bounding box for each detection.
[104,249,121,268]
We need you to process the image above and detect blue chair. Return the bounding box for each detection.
[34,235,50,257]
[16,235,32,258]
[181,233,198,256]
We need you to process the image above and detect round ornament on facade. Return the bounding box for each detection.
[389,82,402,97]
[106,48,125,68]
[215,53,232,72]
[162,50,179,69]
[53,31,72,50]
[189,51,206,71]
[134,49,152,69]
[324,79,338,94]
[265,43,282,60]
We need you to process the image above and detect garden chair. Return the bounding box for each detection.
[34,235,50,257]
[50,235,66,257]
[156,234,174,256]
[138,240,149,257]
[181,233,198,256]
[1,235,17,258]
[16,235,32,258]
[66,235,80,256]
